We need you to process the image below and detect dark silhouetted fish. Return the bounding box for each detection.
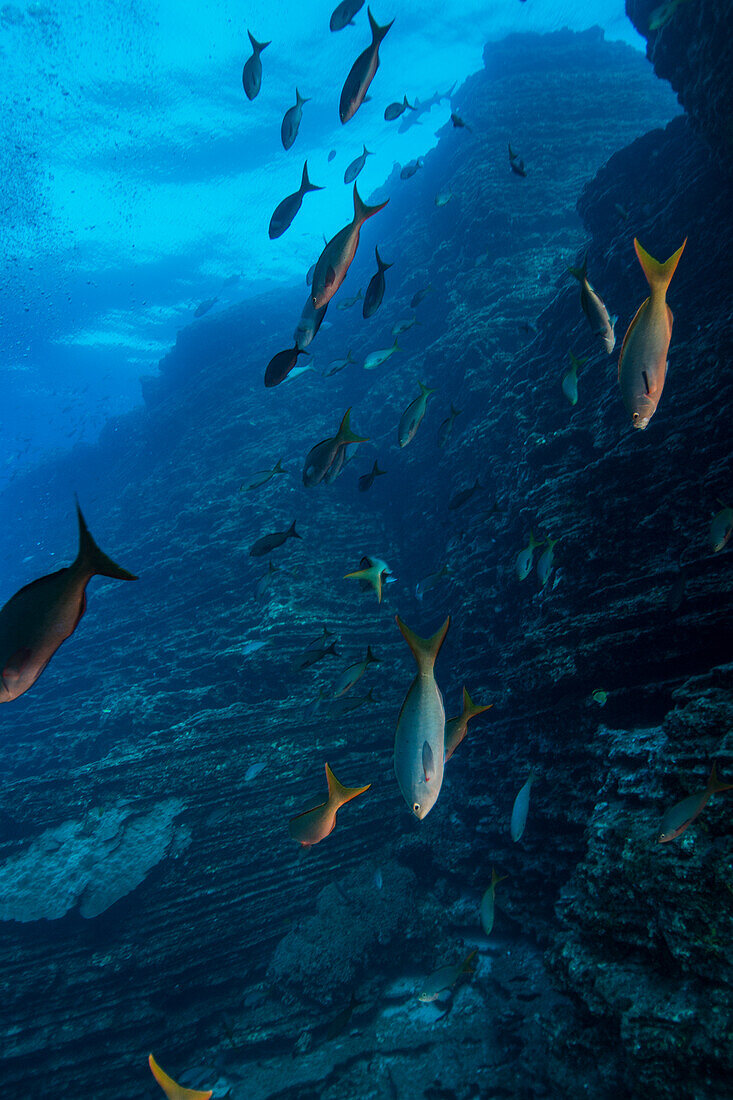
[240,459,285,491]
[249,521,301,557]
[242,30,270,100]
[264,344,309,388]
[194,297,218,317]
[312,184,388,309]
[438,403,461,448]
[449,478,481,510]
[508,143,527,177]
[0,501,137,704]
[450,111,471,131]
[358,460,386,492]
[344,144,372,184]
[294,295,328,349]
[384,95,415,120]
[269,161,323,240]
[303,408,368,487]
[339,8,394,124]
[328,149,337,162]
[281,88,309,150]
[400,157,423,179]
[398,82,455,132]
[330,0,365,31]
[293,641,339,671]
[410,284,432,308]
[363,245,392,318]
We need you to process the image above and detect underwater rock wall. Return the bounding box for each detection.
[0,24,729,1100]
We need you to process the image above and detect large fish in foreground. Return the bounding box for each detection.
[312,184,388,309]
[303,408,369,487]
[242,30,270,100]
[289,763,371,846]
[568,253,616,354]
[339,8,394,124]
[618,237,686,430]
[0,502,137,704]
[149,1053,212,1100]
[269,161,322,240]
[394,615,450,819]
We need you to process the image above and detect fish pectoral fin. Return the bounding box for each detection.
[642,370,650,395]
[3,647,33,683]
[423,741,436,782]
[325,266,337,289]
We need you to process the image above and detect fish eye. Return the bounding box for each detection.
[413,802,421,814]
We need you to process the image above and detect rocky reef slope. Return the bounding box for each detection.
[0,21,730,1100]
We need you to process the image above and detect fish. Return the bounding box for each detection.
[508,143,526,177]
[568,253,616,354]
[282,364,316,385]
[363,245,392,319]
[480,868,507,936]
[397,83,454,132]
[438,403,462,448]
[304,687,329,720]
[410,284,432,308]
[328,149,337,162]
[148,1053,212,1100]
[358,460,387,492]
[245,762,266,781]
[289,763,371,846]
[264,344,309,388]
[435,188,453,207]
[710,502,733,553]
[561,352,587,406]
[392,315,419,336]
[293,641,339,671]
[337,290,363,311]
[400,157,423,179]
[384,95,414,121]
[240,459,285,492]
[649,0,692,30]
[448,479,481,511]
[304,626,335,652]
[618,237,687,430]
[294,295,329,350]
[398,380,436,447]
[194,297,218,317]
[418,949,477,1002]
[269,161,323,240]
[374,867,383,889]
[249,521,301,557]
[515,531,541,581]
[330,0,366,32]
[364,337,400,370]
[344,556,391,602]
[339,8,394,124]
[324,350,356,376]
[281,88,309,150]
[329,686,376,718]
[510,771,536,842]
[303,408,369,487]
[333,645,379,696]
[450,112,471,131]
[394,615,450,819]
[536,537,558,588]
[415,564,450,601]
[615,203,630,221]
[591,689,608,706]
[444,687,493,763]
[312,185,389,309]
[255,561,279,601]
[344,144,372,184]
[323,444,350,485]
[0,501,137,704]
[658,763,732,842]
[242,30,270,100]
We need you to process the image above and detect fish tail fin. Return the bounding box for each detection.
[296,88,310,104]
[461,949,478,974]
[528,530,540,550]
[634,237,686,296]
[325,763,371,807]
[287,520,302,540]
[300,160,323,194]
[273,458,285,473]
[365,645,380,664]
[375,245,393,270]
[375,462,386,476]
[353,184,389,225]
[568,252,588,282]
[707,762,733,794]
[491,867,508,887]
[395,614,450,674]
[418,379,436,395]
[75,500,137,580]
[346,348,355,362]
[149,1054,212,1100]
[248,30,270,52]
[336,407,369,445]
[463,686,493,720]
[451,404,462,415]
[368,7,395,44]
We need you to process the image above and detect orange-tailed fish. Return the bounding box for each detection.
[658,763,732,842]
[303,408,369,487]
[242,30,269,100]
[312,185,388,309]
[289,762,371,846]
[710,501,733,553]
[148,1053,212,1100]
[618,237,686,429]
[333,645,379,696]
[0,501,136,704]
[568,252,616,354]
[394,615,449,819]
[444,687,493,762]
[418,949,477,1002]
[480,868,507,936]
[339,8,394,124]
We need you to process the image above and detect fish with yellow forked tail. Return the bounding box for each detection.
[568,253,616,354]
[312,185,389,309]
[658,763,732,842]
[418,949,477,1002]
[148,1053,212,1100]
[444,686,493,763]
[394,615,450,819]
[480,868,508,936]
[289,763,371,846]
[344,554,393,603]
[618,237,686,430]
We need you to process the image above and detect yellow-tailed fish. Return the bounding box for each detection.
[591,688,608,707]
[394,615,449,819]
[444,686,493,763]
[333,645,379,697]
[515,530,541,581]
[536,537,558,588]
[289,762,371,846]
[480,868,508,936]
[709,501,733,553]
[148,1054,212,1100]
[618,237,686,430]
[364,337,400,370]
[312,185,388,310]
[303,408,368,487]
[658,763,732,842]
[510,770,536,841]
[344,556,391,603]
[415,564,450,601]
[240,458,285,491]
[418,949,477,1002]
[398,380,436,448]
[568,253,616,353]
[561,352,587,407]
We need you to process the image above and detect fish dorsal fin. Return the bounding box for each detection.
[423,741,435,782]
[148,1054,212,1100]
[395,615,450,675]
